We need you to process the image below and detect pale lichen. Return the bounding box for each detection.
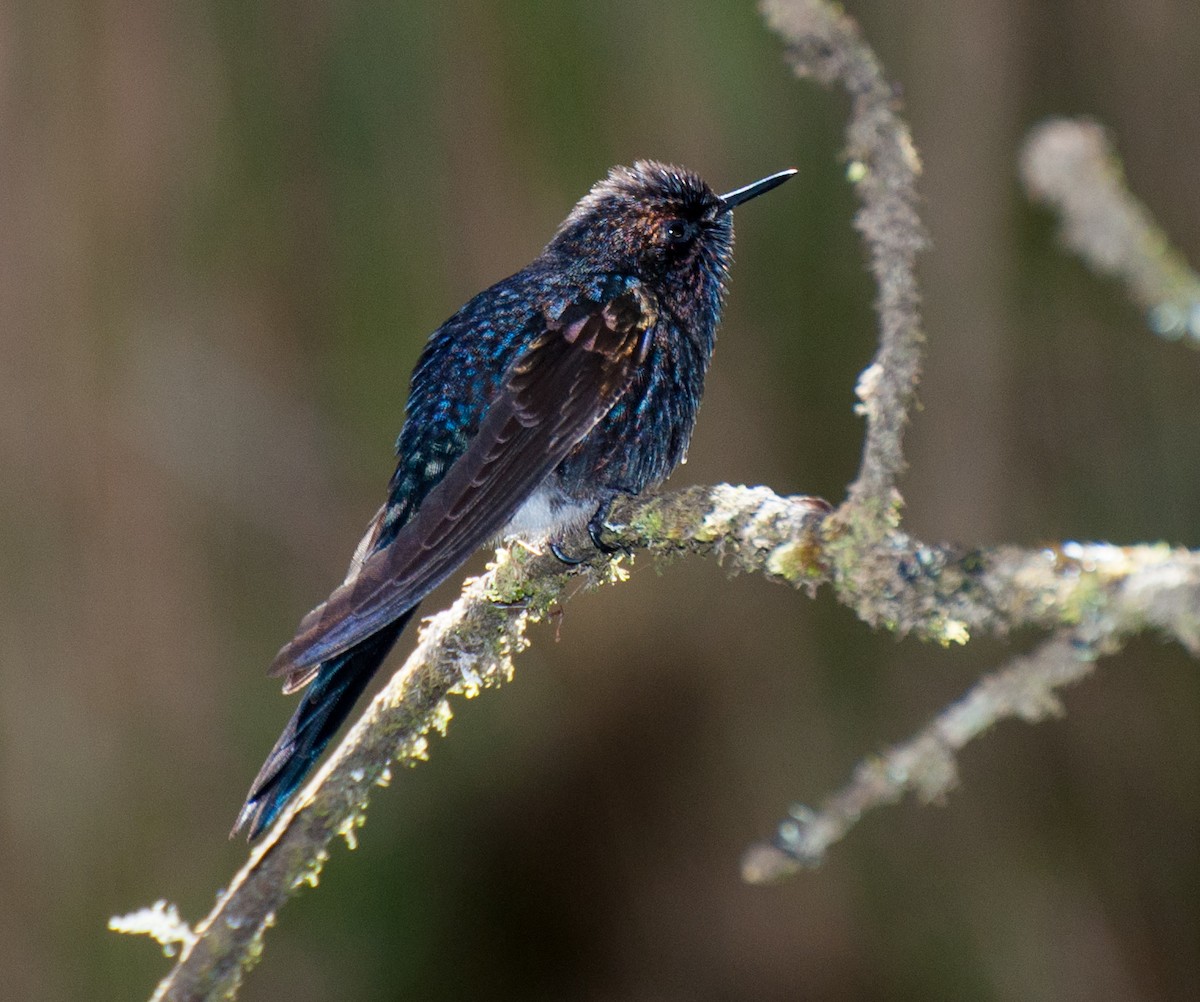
[109,900,196,958]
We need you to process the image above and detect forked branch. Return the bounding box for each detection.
[115,2,1200,998]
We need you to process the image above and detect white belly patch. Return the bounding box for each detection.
[502,489,592,541]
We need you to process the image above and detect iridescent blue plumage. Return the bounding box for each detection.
[233,161,795,838]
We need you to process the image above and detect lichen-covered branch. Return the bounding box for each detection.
[116,2,1200,999]
[761,0,927,532]
[122,482,1200,1000]
[745,533,1200,882]
[741,632,1105,882]
[1021,117,1200,345]
[124,487,829,1002]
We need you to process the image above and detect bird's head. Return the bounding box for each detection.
[549,160,796,302]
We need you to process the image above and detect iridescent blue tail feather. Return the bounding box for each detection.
[232,611,414,839]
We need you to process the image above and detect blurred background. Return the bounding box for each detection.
[2,1,1198,999]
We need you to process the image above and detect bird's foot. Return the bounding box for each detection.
[586,497,631,557]
[547,495,633,563]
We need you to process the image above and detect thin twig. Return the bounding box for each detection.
[1021,117,1200,345]
[742,632,1104,882]
[761,0,928,529]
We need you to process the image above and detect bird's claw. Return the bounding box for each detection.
[549,540,586,566]
[587,517,623,555]
[587,499,631,557]
[548,496,631,563]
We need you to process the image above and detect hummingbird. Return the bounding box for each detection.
[233,160,796,838]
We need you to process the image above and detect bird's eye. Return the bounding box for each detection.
[663,219,693,244]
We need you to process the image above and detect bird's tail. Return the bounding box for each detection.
[232,609,415,840]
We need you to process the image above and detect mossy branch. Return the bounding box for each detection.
[121,487,1200,999]
[115,1,1200,998]
[742,632,1101,882]
[1021,117,1200,344]
[761,0,927,537]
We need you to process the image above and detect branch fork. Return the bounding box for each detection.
[115,2,1200,997]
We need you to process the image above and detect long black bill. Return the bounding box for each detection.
[718,168,798,211]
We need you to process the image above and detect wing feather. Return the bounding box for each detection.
[270,286,655,680]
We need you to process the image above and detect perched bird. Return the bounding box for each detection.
[234,161,796,838]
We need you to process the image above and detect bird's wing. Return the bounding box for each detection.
[270,284,656,681]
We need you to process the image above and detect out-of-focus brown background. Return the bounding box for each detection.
[2,1,1198,999]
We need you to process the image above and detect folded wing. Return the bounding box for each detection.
[270,285,655,683]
